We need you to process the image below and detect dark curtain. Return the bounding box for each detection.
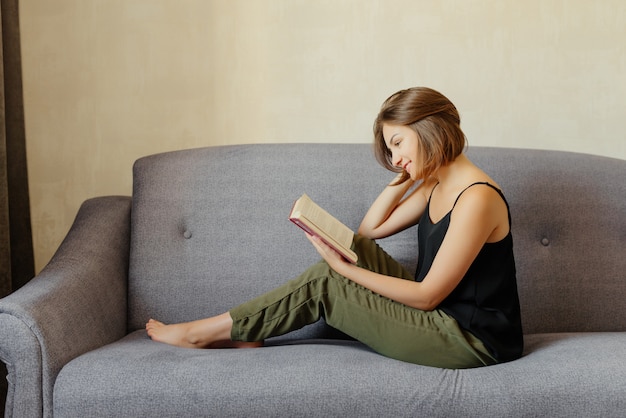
[1,0,33,413]
[0,0,32,296]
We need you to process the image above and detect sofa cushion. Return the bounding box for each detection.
[128,144,626,336]
[53,331,626,417]
[128,144,417,333]
[466,147,626,334]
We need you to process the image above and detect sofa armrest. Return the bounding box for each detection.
[0,196,131,418]
[0,314,43,417]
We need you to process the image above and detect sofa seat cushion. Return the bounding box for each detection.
[53,331,626,417]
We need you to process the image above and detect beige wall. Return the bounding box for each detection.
[20,0,626,272]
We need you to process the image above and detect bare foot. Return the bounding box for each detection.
[145,317,263,349]
[146,319,205,348]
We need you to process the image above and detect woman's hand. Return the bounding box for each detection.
[357,175,429,240]
[305,233,350,273]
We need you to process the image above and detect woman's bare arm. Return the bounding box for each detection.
[311,186,506,311]
[358,176,432,239]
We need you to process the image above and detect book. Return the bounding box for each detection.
[289,194,358,264]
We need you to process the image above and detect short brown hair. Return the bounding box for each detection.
[373,87,467,183]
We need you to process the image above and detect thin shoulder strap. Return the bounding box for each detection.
[428,182,440,202]
[452,182,512,225]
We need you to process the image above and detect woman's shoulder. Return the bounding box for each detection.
[462,156,503,191]
[455,182,504,206]
[451,180,511,242]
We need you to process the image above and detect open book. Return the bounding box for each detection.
[289,194,358,264]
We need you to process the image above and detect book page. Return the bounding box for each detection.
[290,194,357,263]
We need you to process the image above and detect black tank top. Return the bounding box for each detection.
[415,182,523,362]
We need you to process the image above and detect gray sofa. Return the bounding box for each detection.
[1,144,625,417]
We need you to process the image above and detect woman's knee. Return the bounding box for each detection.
[353,235,413,280]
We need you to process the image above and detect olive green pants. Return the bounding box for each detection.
[230,235,496,369]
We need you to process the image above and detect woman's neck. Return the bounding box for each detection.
[432,154,474,185]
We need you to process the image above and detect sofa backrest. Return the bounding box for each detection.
[128,144,626,336]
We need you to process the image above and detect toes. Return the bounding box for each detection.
[145,319,164,332]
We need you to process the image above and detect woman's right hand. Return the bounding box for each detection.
[357,174,429,240]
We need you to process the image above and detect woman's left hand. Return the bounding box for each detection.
[305,233,350,273]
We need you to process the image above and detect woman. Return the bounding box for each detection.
[146,87,523,369]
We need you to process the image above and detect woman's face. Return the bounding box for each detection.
[382,123,421,180]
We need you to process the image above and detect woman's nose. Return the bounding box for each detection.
[392,152,402,168]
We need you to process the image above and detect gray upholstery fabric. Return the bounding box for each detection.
[128,144,419,337]
[0,314,42,417]
[53,331,626,417]
[1,145,625,417]
[0,196,131,417]
[467,147,626,334]
[128,145,626,335]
